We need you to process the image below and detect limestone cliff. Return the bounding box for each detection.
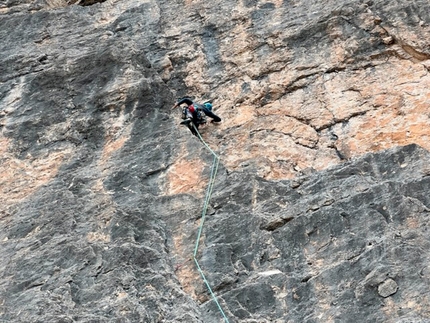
[0,0,429,322]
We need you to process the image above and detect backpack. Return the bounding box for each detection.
[203,102,213,111]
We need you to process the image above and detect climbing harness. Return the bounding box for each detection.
[191,123,230,323]
[181,106,207,125]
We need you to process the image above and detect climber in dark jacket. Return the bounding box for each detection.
[172,98,221,122]
[172,97,221,136]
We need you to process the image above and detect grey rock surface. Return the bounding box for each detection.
[199,144,430,322]
[378,278,399,298]
[0,2,203,322]
[1,0,430,323]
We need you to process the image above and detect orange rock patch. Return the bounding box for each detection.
[0,137,71,207]
[166,154,206,196]
[100,135,128,166]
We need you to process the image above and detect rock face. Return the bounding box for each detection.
[155,0,430,179]
[1,0,430,322]
[199,144,430,322]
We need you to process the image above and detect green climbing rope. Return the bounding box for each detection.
[192,124,230,323]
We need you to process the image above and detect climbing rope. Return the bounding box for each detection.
[191,123,230,323]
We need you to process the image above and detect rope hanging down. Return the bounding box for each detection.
[192,124,230,323]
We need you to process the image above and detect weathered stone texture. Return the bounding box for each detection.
[198,144,430,322]
[154,0,430,179]
[1,0,430,322]
[0,1,205,322]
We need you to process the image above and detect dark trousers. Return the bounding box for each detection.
[200,106,221,122]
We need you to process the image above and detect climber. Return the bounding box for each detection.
[171,97,221,136]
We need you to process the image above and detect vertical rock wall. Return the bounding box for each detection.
[199,144,430,322]
[1,0,430,322]
[153,0,430,179]
[0,1,207,321]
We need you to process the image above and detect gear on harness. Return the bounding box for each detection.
[172,96,220,136]
[182,106,206,125]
